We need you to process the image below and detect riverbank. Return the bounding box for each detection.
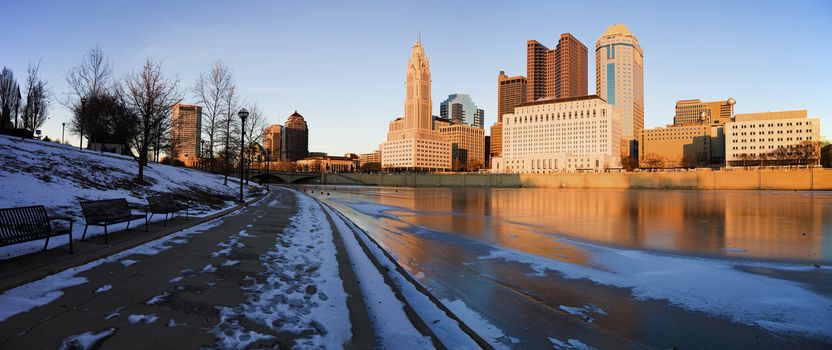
[320,168,832,190]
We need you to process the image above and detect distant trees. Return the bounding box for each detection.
[118,58,182,182]
[0,67,20,130]
[641,153,665,169]
[730,141,821,167]
[20,62,50,131]
[219,81,240,186]
[65,46,113,147]
[193,61,233,170]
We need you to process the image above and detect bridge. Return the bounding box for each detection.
[248,171,321,184]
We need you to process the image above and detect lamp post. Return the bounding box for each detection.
[61,122,65,144]
[237,108,249,202]
[79,97,87,150]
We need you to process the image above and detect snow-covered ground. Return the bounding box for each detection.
[0,135,261,259]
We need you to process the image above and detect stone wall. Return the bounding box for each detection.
[319,169,832,190]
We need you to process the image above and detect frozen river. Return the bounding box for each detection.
[308,186,832,349]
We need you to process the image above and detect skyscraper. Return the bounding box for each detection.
[596,23,644,158]
[381,39,451,171]
[526,33,588,102]
[280,111,309,162]
[439,93,484,128]
[262,123,282,161]
[170,104,202,167]
[492,71,527,160]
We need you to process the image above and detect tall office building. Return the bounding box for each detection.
[439,93,485,128]
[280,111,309,162]
[596,24,644,157]
[526,33,588,102]
[674,98,735,126]
[381,39,452,171]
[492,71,527,161]
[262,123,282,161]
[170,104,202,167]
[439,123,485,171]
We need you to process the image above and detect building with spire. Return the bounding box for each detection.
[596,23,644,159]
[380,39,451,172]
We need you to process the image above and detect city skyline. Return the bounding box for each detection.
[2,0,831,155]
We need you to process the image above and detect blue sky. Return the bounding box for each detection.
[2,0,830,155]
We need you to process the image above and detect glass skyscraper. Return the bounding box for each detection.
[439,93,485,129]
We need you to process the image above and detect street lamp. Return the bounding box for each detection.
[79,97,87,150]
[237,108,249,202]
[61,122,65,144]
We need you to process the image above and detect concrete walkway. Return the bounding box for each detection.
[0,188,377,349]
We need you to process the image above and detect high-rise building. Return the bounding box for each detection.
[596,24,644,158]
[170,104,202,167]
[280,111,309,162]
[439,123,485,171]
[674,98,735,126]
[526,33,588,102]
[381,40,452,171]
[262,124,282,161]
[492,95,621,173]
[439,93,484,128]
[725,110,821,167]
[493,71,527,161]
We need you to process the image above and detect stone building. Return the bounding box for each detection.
[725,110,821,167]
[280,111,309,162]
[170,104,202,167]
[262,124,282,161]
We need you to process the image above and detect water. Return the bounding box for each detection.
[308,186,832,349]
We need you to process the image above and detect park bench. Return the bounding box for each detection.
[79,198,146,243]
[0,205,74,253]
[146,194,189,226]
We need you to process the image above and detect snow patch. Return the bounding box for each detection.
[127,314,158,325]
[145,292,171,305]
[94,284,112,294]
[58,327,117,350]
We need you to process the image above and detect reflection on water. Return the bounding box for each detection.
[331,187,830,263]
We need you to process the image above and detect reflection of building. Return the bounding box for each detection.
[170,104,202,167]
[725,110,821,167]
[596,24,644,157]
[526,33,588,102]
[484,135,491,168]
[438,123,485,171]
[640,124,724,167]
[297,154,358,173]
[439,94,484,129]
[281,111,309,162]
[381,39,451,172]
[492,95,621,173]
[359,150,382,172]
[262,124,282,161]
[674,99,734,126]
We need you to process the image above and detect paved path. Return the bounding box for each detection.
[0,188,376,349]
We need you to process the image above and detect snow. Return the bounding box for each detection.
[0,216,223,322]
[0,135,260,260]
[480,238,832,341]
[119,259,138,267]
[145,292,171,305]
[93,284,112,294]
[211,188,351,349]
[325,204,488,349]
[558,304,606,323]
[549,337,595,350]
[58,327,117,350]
[104,306,124,320]
[127,314,159,324]
[440,298,515,350]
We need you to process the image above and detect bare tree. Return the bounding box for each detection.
[796,141,820,165]
[0,67,19,130]
[119,58,182,182]
[244,103,267,156]
[220,84,240,185]
[642,153,665,169]
[64,46,113,145]
[21,61,51,132]
[193,61,233,169]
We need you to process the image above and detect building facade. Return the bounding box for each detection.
[439,123,485,171]
[170,104,202,167]
[281,111,309,162]
[381,40,452,172]
[439,93,485,129]
[674,98,735,126]
[492,71,528,161]
[262,123,282,161]
[297,155,358,173]
[596,24,644,158]
[640,124,725,168]
[725,110,821,167]
[526,33,588,102]
[359,150,382,172]
[492,95,621,173]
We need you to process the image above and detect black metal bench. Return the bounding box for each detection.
[146,194,189,226]
[0,205,74,253]
[79,198,147,243]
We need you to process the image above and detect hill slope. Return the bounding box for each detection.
[0,135,260,258]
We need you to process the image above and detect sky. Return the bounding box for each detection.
[2,0,831,155]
